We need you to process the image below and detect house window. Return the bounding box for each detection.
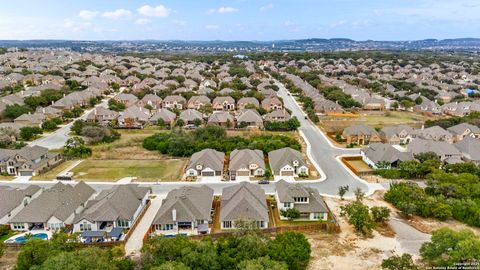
[313,213,321,220]
[80,222,92,232]
[12,223,25,230]
[189,170,195,176]
[284,202,291,208]
[117,220,130,228]
[48,223,64,230]
[161,224,174,230]
[223,221,232,228]
[294,197,307,203]
[256,221,265,228]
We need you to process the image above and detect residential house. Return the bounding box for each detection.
[408,139,463,164]
[220,182,268,229]
[261,97,283,111]
[179,109,203,125]
[137,94,162,110]
[114,93,139,108]
[9,182,95,231]
[14,113,46,127]
[275,180,329,221]
[228,149,265,180]
[207,111,234,127]
[35,107,62,119]
[187,96,211,110]
[149,108,176,127]
[118,105,151,128]
[379,125,414,144]
[413,126,453,143]
[186,149,225,177]
[454,137,480,164]
[73,185,151,234]
[0,185,42,225]
[447,123,480,142]
[264,109,291,122]
[237,97,259,110]
[268,147,308,177]
[0,146,62,176]
[162,95,186,110]
[361,143,414,169]
[212,96,235,111]
[86,107,119,125]
[236,109,264,128]
[342,124,382,145]
[152,186,214,235]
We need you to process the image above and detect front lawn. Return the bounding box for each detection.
[268,199,327,227]
[71,159,188,182]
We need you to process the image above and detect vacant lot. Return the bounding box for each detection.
[71,159,188,182]
[321,111,434,133]
[343,158,374,175]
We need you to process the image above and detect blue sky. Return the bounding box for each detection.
[0,0,479,41]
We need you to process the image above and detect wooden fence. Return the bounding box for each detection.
[341,156,373,176]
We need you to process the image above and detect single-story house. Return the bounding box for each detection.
[228,149,265,180]
[268,147,308,176]
[342,124,382,145]
[186,149,225,177]
[361,143,414,169]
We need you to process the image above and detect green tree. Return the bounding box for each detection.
[175,119,185,127]
[381,254,418,270]
[193,118,203,127]
[108,99,126,112]
[338,185,349,200]
[340,201,375,234]
[151,261,190,270]
[370,206,391,223]
[15,239,51,270]
[63,137,92,158]
[280,208,300,220]
[4,104,31,119]
[268,232,311,270]
[19,126,43,141]
[420,228,480,267]
[238,256,288,270]
[157,118,167,129]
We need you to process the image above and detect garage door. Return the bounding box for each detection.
[20,171,33,176]
[281,171,294,176]
[202,171,215,177]
[237,171,250,176]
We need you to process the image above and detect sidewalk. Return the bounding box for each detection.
[124,195,164,256]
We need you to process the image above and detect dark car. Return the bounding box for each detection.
[258,180,270,184]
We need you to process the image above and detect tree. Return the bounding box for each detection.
[414,152,440,163]
[151,261,190,270]
[280,208,300,220]
[338,185,349,200]
[268,232,311,270]
[193,118,203,127]
[19,126,43,141]
[340,201,375,234]
[41,119,59,131]
[354,187,365,202]
[4,104,31,119]
[175,119,185,127]
[63,137,92,158]
[381,254,418,270]
[238,256,288,270]
[157,118,167,129]
[370,206,391,223]
[108,99,126,112]
[420,228,480,267]
[15,239,51,270]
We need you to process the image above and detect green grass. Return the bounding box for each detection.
[0,231,17,243]
[71,159,188,182]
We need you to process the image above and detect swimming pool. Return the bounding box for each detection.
[8,233,48,243]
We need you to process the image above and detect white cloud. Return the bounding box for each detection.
[172,20,187,26]
[137,5,170,18]
[78,10,98,20]
[102,9,132,20]
[208,7,239,14]
[205,24,219,30]
[135,18,151,25]
[260,3,274,12]
[63,19,91,32]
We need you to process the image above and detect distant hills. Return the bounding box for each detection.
[1,38,480,53]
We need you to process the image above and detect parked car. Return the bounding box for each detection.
[185,124,198,129]
[258,180,270,184]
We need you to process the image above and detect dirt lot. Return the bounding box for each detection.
[0,248,19,270]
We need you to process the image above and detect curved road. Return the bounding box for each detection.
[2,82,382,198]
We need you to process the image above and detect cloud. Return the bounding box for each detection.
[102,9,132,20]
[330,20,346,28]
[205,24,219,30]
[260,3,274,12]
[135,18,151,25]
[63,19,91,32]
[78,10,98,20]
[137,5,170,18]
[172,20,187,26]
[208,7,239,14]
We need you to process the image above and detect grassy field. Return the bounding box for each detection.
[0,175,14,181]
[71,159,188,182]
[30,160,76,181]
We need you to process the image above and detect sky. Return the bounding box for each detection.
[0,0,479,41]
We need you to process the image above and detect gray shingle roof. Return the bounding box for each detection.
[361,143,414,164]
[10,182,95,223]
[0,185,40,219]
[447,123,480,135]
[229,149,265,171]
[153,185,214,224]
[220,182,268,222]
[268,147,306,172]
[454,137,480,162]
[187,148,225,172]
[276,180,329,213]
[343,124,378,136]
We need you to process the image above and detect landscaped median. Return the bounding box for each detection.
[70,159,188,182]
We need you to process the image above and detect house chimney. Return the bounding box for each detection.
[172,209,177,222]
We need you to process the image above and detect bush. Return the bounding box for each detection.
[381,254,418,270]
[340,201,375,234]
[19,126,43,141]
[280,208,300,220]
[3,104,31,119]
[370,206,391,223]
[63,137,92,158]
